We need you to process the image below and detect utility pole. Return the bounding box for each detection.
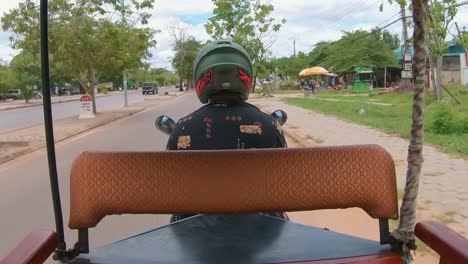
[455,22,468,66]
[400,5,412,90]
[121,0,128,107]
[123,69,128,106]
[289,34,296,57]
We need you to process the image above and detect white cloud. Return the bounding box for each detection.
[144,16,211,69]
[268,0,402,59]
[153,0,213,16]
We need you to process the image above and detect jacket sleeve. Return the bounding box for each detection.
[166,123,182,150]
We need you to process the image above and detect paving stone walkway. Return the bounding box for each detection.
[251,96,468,235]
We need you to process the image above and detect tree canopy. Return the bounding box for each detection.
[205,0,286,88]
[323,30,398,72]
[426,0,459,99]
[2,0,156,112]
[271,29,399,77]
[172,37,203,89]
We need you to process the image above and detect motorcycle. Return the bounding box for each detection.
[303,85,315,96]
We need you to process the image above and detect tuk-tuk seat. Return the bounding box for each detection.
[69,145,398,230]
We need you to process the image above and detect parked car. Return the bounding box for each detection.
[59,86,82,95]
[4,89,22,100]
[142,82,158,95]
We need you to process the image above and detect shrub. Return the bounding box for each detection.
[462,116,468,133]
[279,79,295,90]
[425,92,435,106]
[20,87,35,103]
[430,103,459,134]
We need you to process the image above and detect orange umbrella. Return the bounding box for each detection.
[299,66,329,76]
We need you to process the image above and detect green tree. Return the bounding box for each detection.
[272,51,310,79]
[323,30,398,73]
[8,51,41,103]
[371,29,401,50]
[455,30,468,50]
[0,60,10,95]
[308,41,332,67]
[128,67,179,87]
[381,0,414,91]
[172,37,203,90]
[205,0,286,90]
[426,0,459,100]
[2,0,156,113]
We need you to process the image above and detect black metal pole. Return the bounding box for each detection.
[40,0,66,251]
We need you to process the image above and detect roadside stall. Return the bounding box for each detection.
[374,66,402,88]
[351,66,374,90]
[325,73,342,90]
[298,66,329,90]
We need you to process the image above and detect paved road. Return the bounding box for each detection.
[0,86,178,134]
[0,92,199,257]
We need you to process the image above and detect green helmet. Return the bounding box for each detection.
[193,40,253,104]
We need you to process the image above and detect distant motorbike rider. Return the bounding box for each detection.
[166,40,288,222]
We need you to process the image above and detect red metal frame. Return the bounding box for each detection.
[276,253,404,263]
[415,221,468,264]
[0,231,58,264]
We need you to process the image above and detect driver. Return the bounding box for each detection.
[166,40,288,222]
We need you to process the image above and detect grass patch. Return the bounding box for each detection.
[284,85,468,156]
[423,171,446,177]
[389,219,398,230]
[397,188,405,200]
[271,89,302,94]
[296,142,306,148]
[416,238,431,252]
[305,134,324,144]
[434,214,456,225]
[445,210,457,217]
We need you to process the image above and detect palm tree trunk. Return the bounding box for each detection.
[390,0,428,259]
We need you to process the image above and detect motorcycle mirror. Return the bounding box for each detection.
[271,110,287,126]
[155,115,176,135]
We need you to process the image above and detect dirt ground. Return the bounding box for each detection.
[282,125,440,263]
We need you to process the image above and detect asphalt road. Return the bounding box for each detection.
[0,92,200,257]
[0,86,178,134]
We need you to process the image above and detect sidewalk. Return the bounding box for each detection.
[0,107,144,165]
[251,96,468,237]
[0,91,190,164]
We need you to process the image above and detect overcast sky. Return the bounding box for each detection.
[1,0,468,70]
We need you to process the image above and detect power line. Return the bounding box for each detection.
[310,0,382,33]
[314,0,372,31]
[320,0,371,26]
[376,11,401,28]
[300,0,371,33]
